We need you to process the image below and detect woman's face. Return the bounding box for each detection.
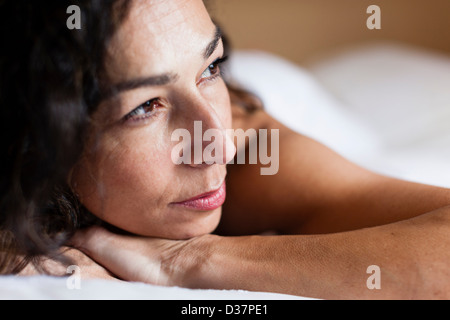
[73,0,235,239]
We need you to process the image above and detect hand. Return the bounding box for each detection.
[60,247,118,280]
[18,246,116,281]
[70,226,205,286]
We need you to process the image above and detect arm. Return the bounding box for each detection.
[73,205,450,299]
[195,207,450,299]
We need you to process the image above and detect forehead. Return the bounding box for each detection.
[105,0,215,80]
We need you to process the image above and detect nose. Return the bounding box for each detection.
[174,93,236,167]
[190,121,236,167]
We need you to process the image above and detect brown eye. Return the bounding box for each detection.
[200,56,229,80]
[201,62,218,79]
[125,98,160,121]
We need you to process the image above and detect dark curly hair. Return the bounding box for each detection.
[0,0,262,275]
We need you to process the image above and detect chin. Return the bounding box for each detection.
[161,207,223,240]
[100,204,223,239]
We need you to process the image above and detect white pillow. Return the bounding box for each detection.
[309,42,450,150]
[309,42,450,187]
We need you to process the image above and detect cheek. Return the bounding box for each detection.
[74,131,174,219]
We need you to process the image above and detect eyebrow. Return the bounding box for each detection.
[204,25,223,59]
[103,25,223,99]
[107,73,178,98]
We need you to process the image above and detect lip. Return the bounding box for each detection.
[171,182,226,211]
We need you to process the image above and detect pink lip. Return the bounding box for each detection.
[171,182,226,211]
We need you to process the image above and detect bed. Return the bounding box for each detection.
[2,41,450,299]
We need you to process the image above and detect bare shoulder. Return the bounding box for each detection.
[223,105,354,235]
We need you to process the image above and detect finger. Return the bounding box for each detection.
[70,227,161,283]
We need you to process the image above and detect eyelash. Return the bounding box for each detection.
[124,55,228,123]
[124,98,162,123]
[200,55,229,84]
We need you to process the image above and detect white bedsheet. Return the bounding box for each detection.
[307,42,450,188]
[2,42,450,300]
[0,275,305,300]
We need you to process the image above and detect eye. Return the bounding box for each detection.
[124,98,161,122]
[200,56,228,82]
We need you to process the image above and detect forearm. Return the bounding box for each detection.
[300,175,450,234]
[184,207,450,299]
